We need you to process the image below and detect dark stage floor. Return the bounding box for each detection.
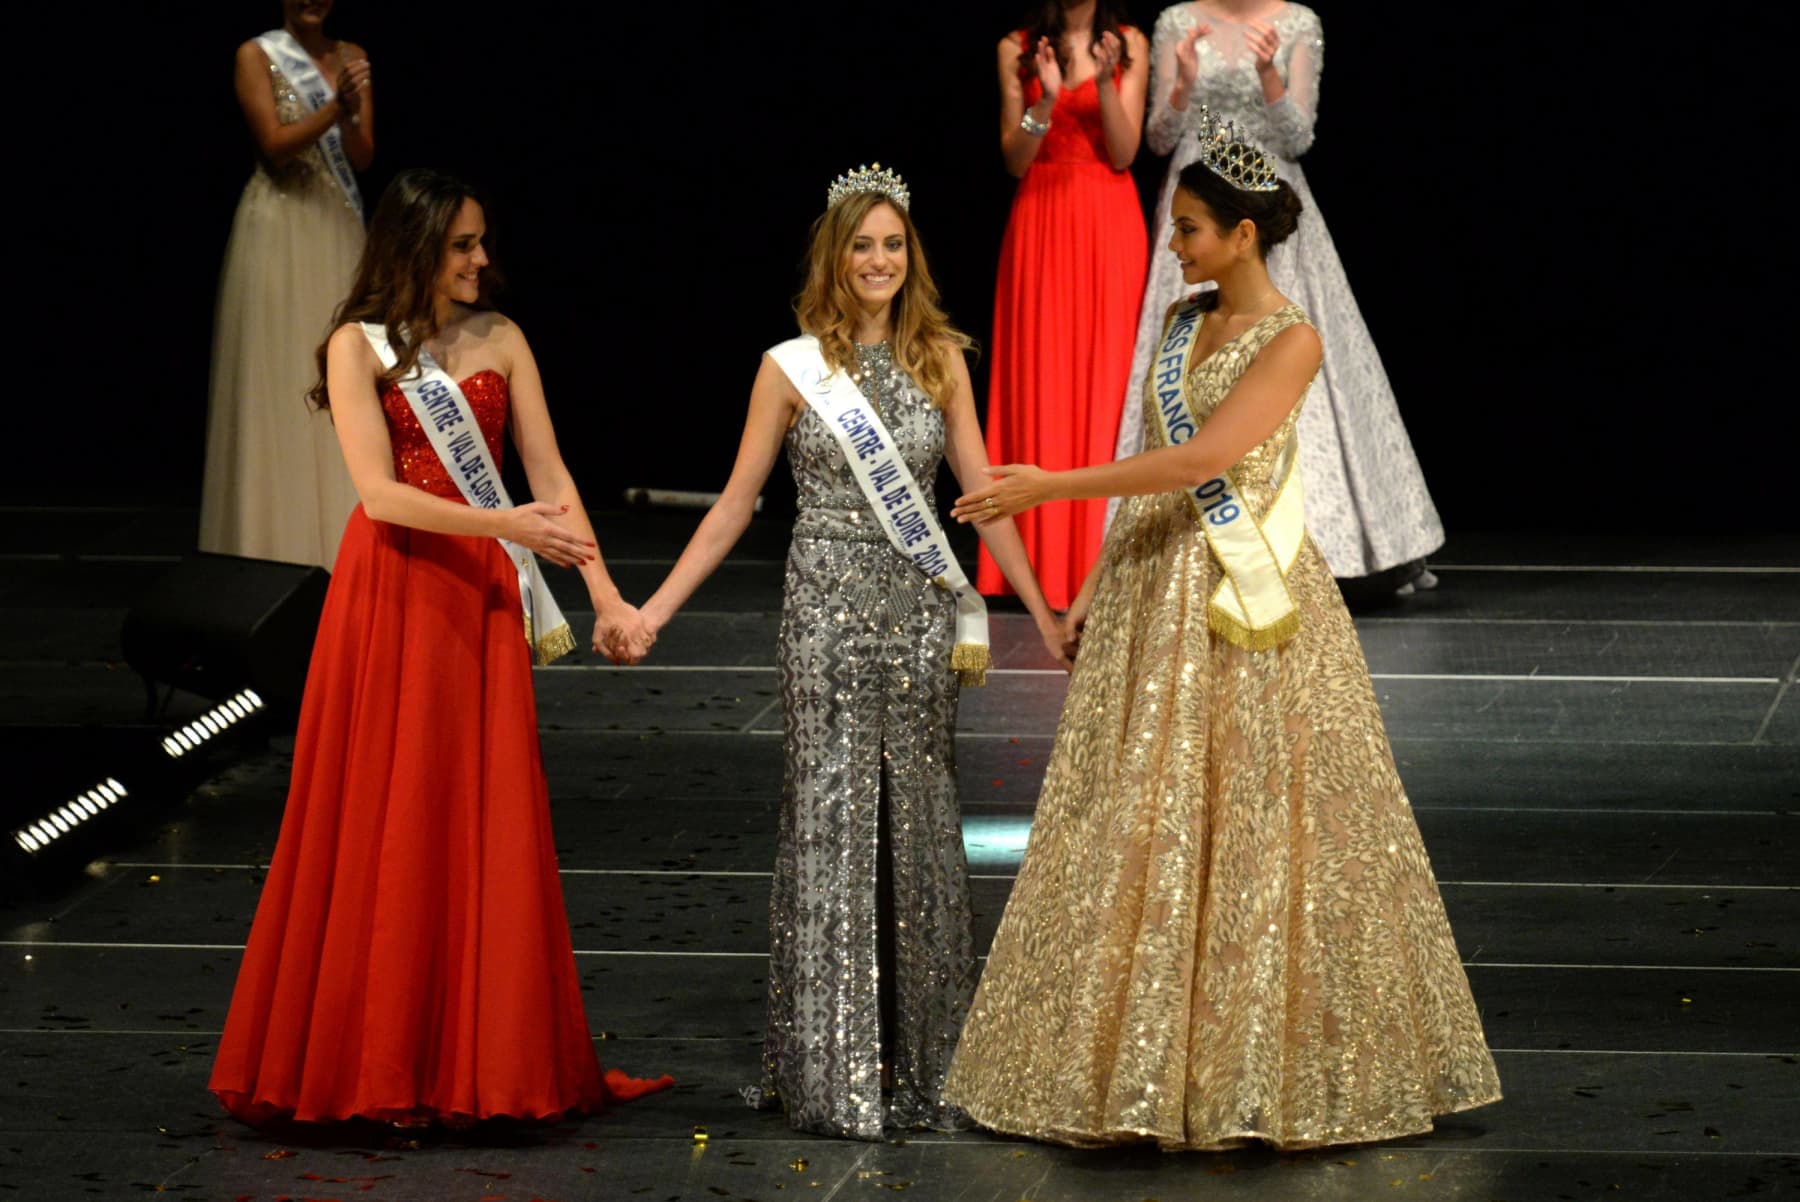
[1,505,1796,1202]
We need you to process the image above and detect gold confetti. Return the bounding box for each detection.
[691,1126,708,1144]
[789,1159,808,1172]
[147,875,161,884]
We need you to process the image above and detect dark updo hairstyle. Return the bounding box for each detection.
[308,168,503,409]
[1175,160,1304,259]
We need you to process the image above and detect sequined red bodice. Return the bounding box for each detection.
[1019,30,1133,166]
[380,370,510,499]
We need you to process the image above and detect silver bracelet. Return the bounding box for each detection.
[1020,110,1051,137]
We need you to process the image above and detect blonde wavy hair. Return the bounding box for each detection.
[794,191,975,409]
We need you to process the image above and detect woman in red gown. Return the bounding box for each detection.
[977,1,1150,609]
[209,169,670,1126]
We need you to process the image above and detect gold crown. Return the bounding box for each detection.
[1195,108,1280,192]
[826,162,910,211]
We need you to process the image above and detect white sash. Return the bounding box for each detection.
[255,29,363,216]
[1150,296,1306,651]
[767,336,990,687]
[358,324,575,665]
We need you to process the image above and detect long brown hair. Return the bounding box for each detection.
[1018,0,1135,83]
[309,168,501,409]
[793,191,974,410]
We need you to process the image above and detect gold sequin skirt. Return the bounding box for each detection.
[942,492,1501,1149]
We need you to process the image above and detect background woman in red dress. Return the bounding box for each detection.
[977,0,1149,610]
[208,169,670,1126]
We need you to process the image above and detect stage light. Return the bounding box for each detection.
[160,689,266,759]
[12,778,128,855]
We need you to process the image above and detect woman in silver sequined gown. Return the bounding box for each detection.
[1113,2,1444,582]
[641,176,1066,1139]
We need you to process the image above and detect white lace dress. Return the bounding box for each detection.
[1112,3,1442,578]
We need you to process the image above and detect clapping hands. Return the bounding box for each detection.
[1173,21,1211,96]
[1244,19,1280,73]
[1032,36,1063,101]
[1092,29,1124,85]
[336,55,371,121]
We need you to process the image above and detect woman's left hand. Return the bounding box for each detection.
[951,464,1054,524]
[1245,20,1280,72]
[1092,29,1122,85]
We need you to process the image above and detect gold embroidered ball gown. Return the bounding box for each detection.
[942,298,1500,1150]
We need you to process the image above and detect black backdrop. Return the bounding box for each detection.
[23,3,1795,534]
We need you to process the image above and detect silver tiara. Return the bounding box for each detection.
[1195,107,1279,192]
[826,162,911,212]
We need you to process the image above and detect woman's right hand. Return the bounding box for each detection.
[1173,22,1210,97]
[1033,36,1063,103]
[501,502,595,568]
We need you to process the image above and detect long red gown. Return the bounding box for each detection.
[978,39,1148,610]
[209,370,671,1124]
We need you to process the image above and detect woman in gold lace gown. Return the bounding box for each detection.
[940,122,1500,1150]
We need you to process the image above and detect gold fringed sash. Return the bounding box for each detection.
[1148,297,1305,651]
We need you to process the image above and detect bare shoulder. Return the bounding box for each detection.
[997,32,1024,64]
[1264,319,1323,368]
[236,39,271,68]
[1123,25,1151,53]
[339,39,369,62]
[754,352,806,420]
[455,307,520,352]
[327,321,378,370]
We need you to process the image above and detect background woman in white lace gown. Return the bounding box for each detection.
[199,0,371,568]
[1114,2,1442,587]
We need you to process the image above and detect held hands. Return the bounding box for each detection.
[593,599,655,665]
[950,464,1054,525]
[1244,20,1280,73]
[502,502,595,568]
[1033,36,1063,102]
[1037,613,1074,672]
[1060,603,1090,664]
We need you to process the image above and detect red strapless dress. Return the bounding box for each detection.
[209,371,671,1124]
[978,40,1149,609]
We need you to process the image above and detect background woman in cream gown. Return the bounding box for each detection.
[199,0,372,567]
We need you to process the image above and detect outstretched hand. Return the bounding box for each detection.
[950,464,1055,525]
[503,502,595,568]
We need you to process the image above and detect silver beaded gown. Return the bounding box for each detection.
[1112,3,1443,578]
[746,341,976,1140]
